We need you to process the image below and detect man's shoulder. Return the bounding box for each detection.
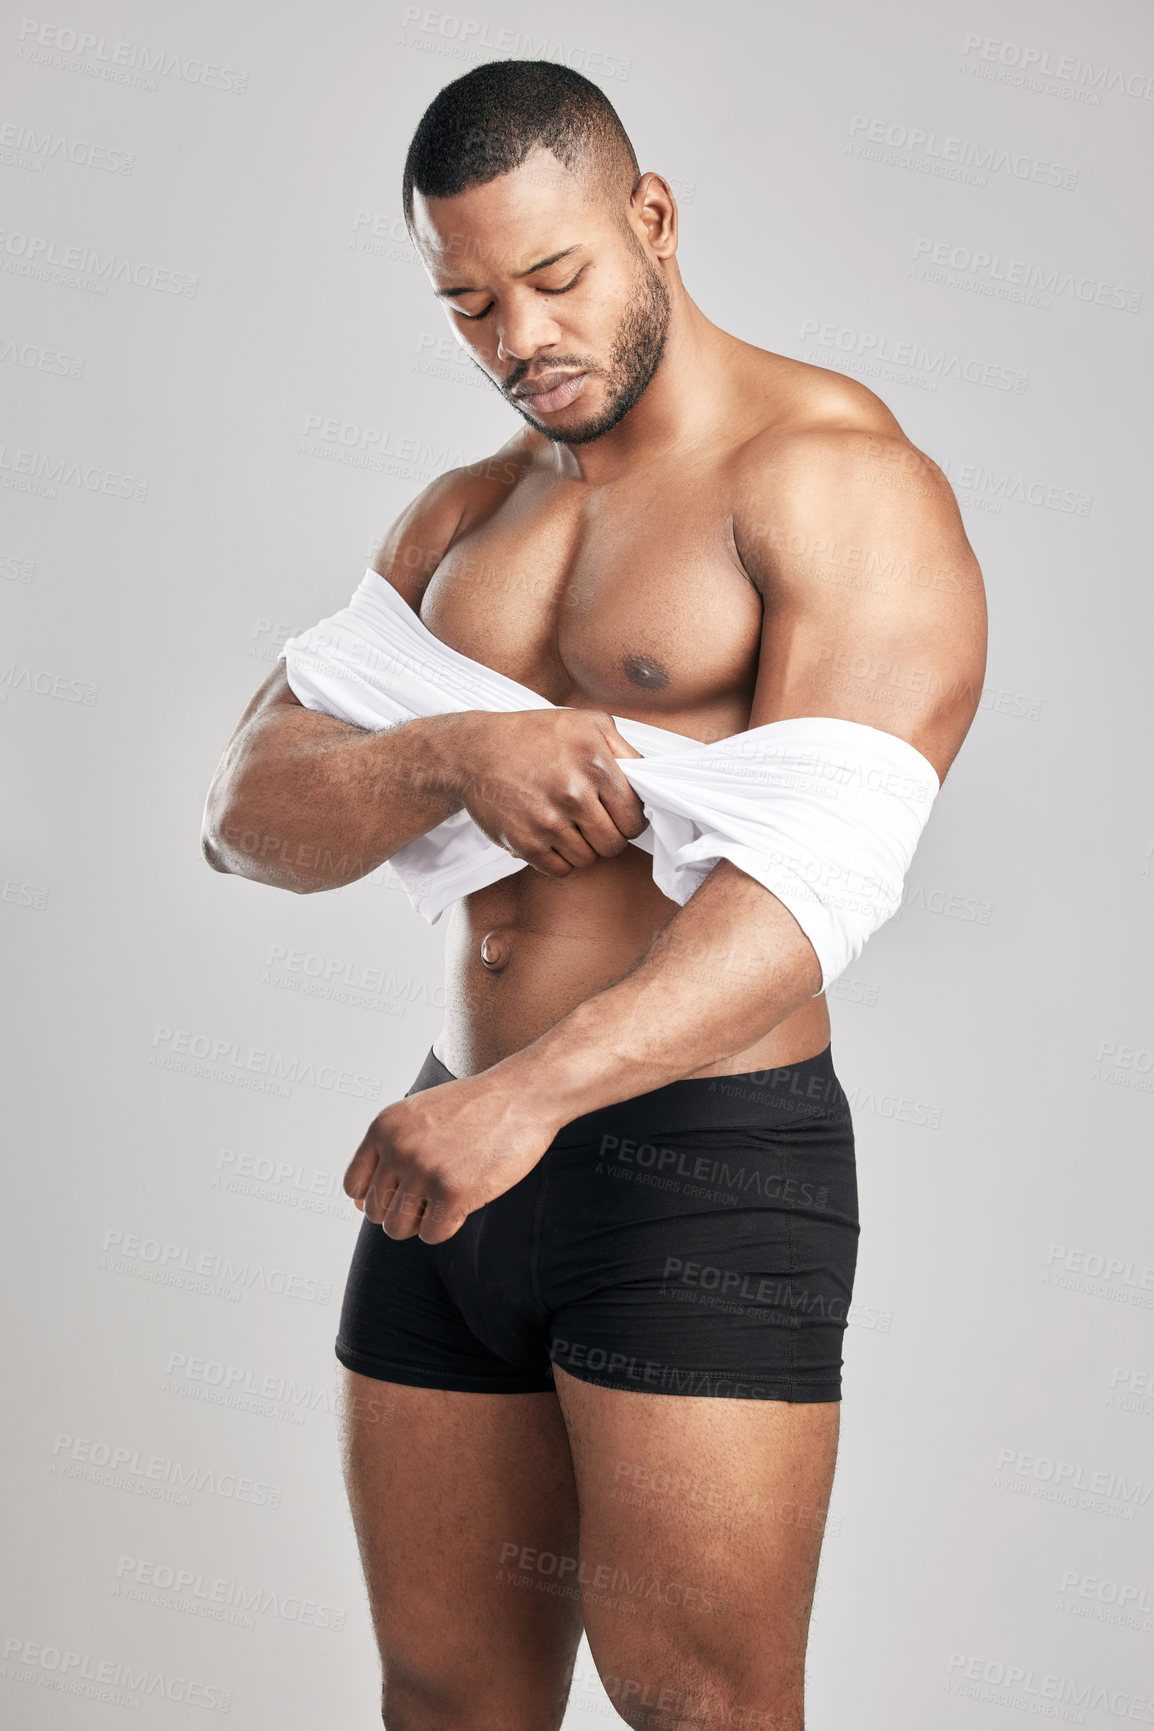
[729,348,955,519]
[409,427,544,525]
[724,347,977,615]
[370,429,543,599]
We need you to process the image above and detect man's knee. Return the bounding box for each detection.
[381,1674,568,1731]
[597,1663,803,1731]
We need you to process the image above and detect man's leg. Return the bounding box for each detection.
[553,1367,840,1731]
[337,1368,585,1730]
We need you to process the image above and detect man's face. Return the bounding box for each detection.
[411,148,670,445]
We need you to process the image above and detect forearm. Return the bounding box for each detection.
[493,858,824,1120]
[203,708,477,893]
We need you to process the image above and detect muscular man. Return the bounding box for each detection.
[202,60,986,1731]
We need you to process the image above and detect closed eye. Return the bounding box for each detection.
[537,271,584,296]
[452,270,585,320]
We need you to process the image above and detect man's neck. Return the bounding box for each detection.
[551,294,737,485]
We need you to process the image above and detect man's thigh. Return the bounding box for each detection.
[337,1368,584,1728]
[553,1366,840,1731]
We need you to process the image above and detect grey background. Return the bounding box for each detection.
[3,0,1152,1724]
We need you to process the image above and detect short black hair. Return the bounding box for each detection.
[402,59,640,229]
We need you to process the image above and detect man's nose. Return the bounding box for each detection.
[495,302,560,368]
[496,331,530,365]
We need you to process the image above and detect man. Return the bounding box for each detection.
[202,59,986,1731]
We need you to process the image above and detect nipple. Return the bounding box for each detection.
[623,653,670,691]
[480,928,513,972]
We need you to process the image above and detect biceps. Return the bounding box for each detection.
[748,556,986,774]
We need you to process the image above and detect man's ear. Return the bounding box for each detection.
[631,172,678,258]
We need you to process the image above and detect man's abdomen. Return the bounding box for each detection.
[435,846,830,1081]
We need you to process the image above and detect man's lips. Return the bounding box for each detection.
[510,372,587,413]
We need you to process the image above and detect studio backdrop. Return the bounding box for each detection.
[3,0,1152,1725]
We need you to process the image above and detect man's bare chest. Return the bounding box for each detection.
[418,473,765,729]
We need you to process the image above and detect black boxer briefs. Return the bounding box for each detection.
[335,1043,860,1401]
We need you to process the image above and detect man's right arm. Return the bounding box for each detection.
[201,468,485,894]
[201,461,648,895]
[200,674,482,893]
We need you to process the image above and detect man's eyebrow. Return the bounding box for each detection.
[433,246,581,299]
[517,246,580,278]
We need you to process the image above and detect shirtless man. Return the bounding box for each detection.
[202,59,986,1731]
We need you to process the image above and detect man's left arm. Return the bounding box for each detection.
[502,426,988,1117]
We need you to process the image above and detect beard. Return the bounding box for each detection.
[502,251,671,446]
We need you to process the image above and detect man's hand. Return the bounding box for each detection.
[442,709,647,876]
[343,1071,563,1243]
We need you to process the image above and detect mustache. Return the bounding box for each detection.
[501,356,595,394]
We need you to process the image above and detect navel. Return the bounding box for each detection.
[623,653,670,691]
[480,927,513,972]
